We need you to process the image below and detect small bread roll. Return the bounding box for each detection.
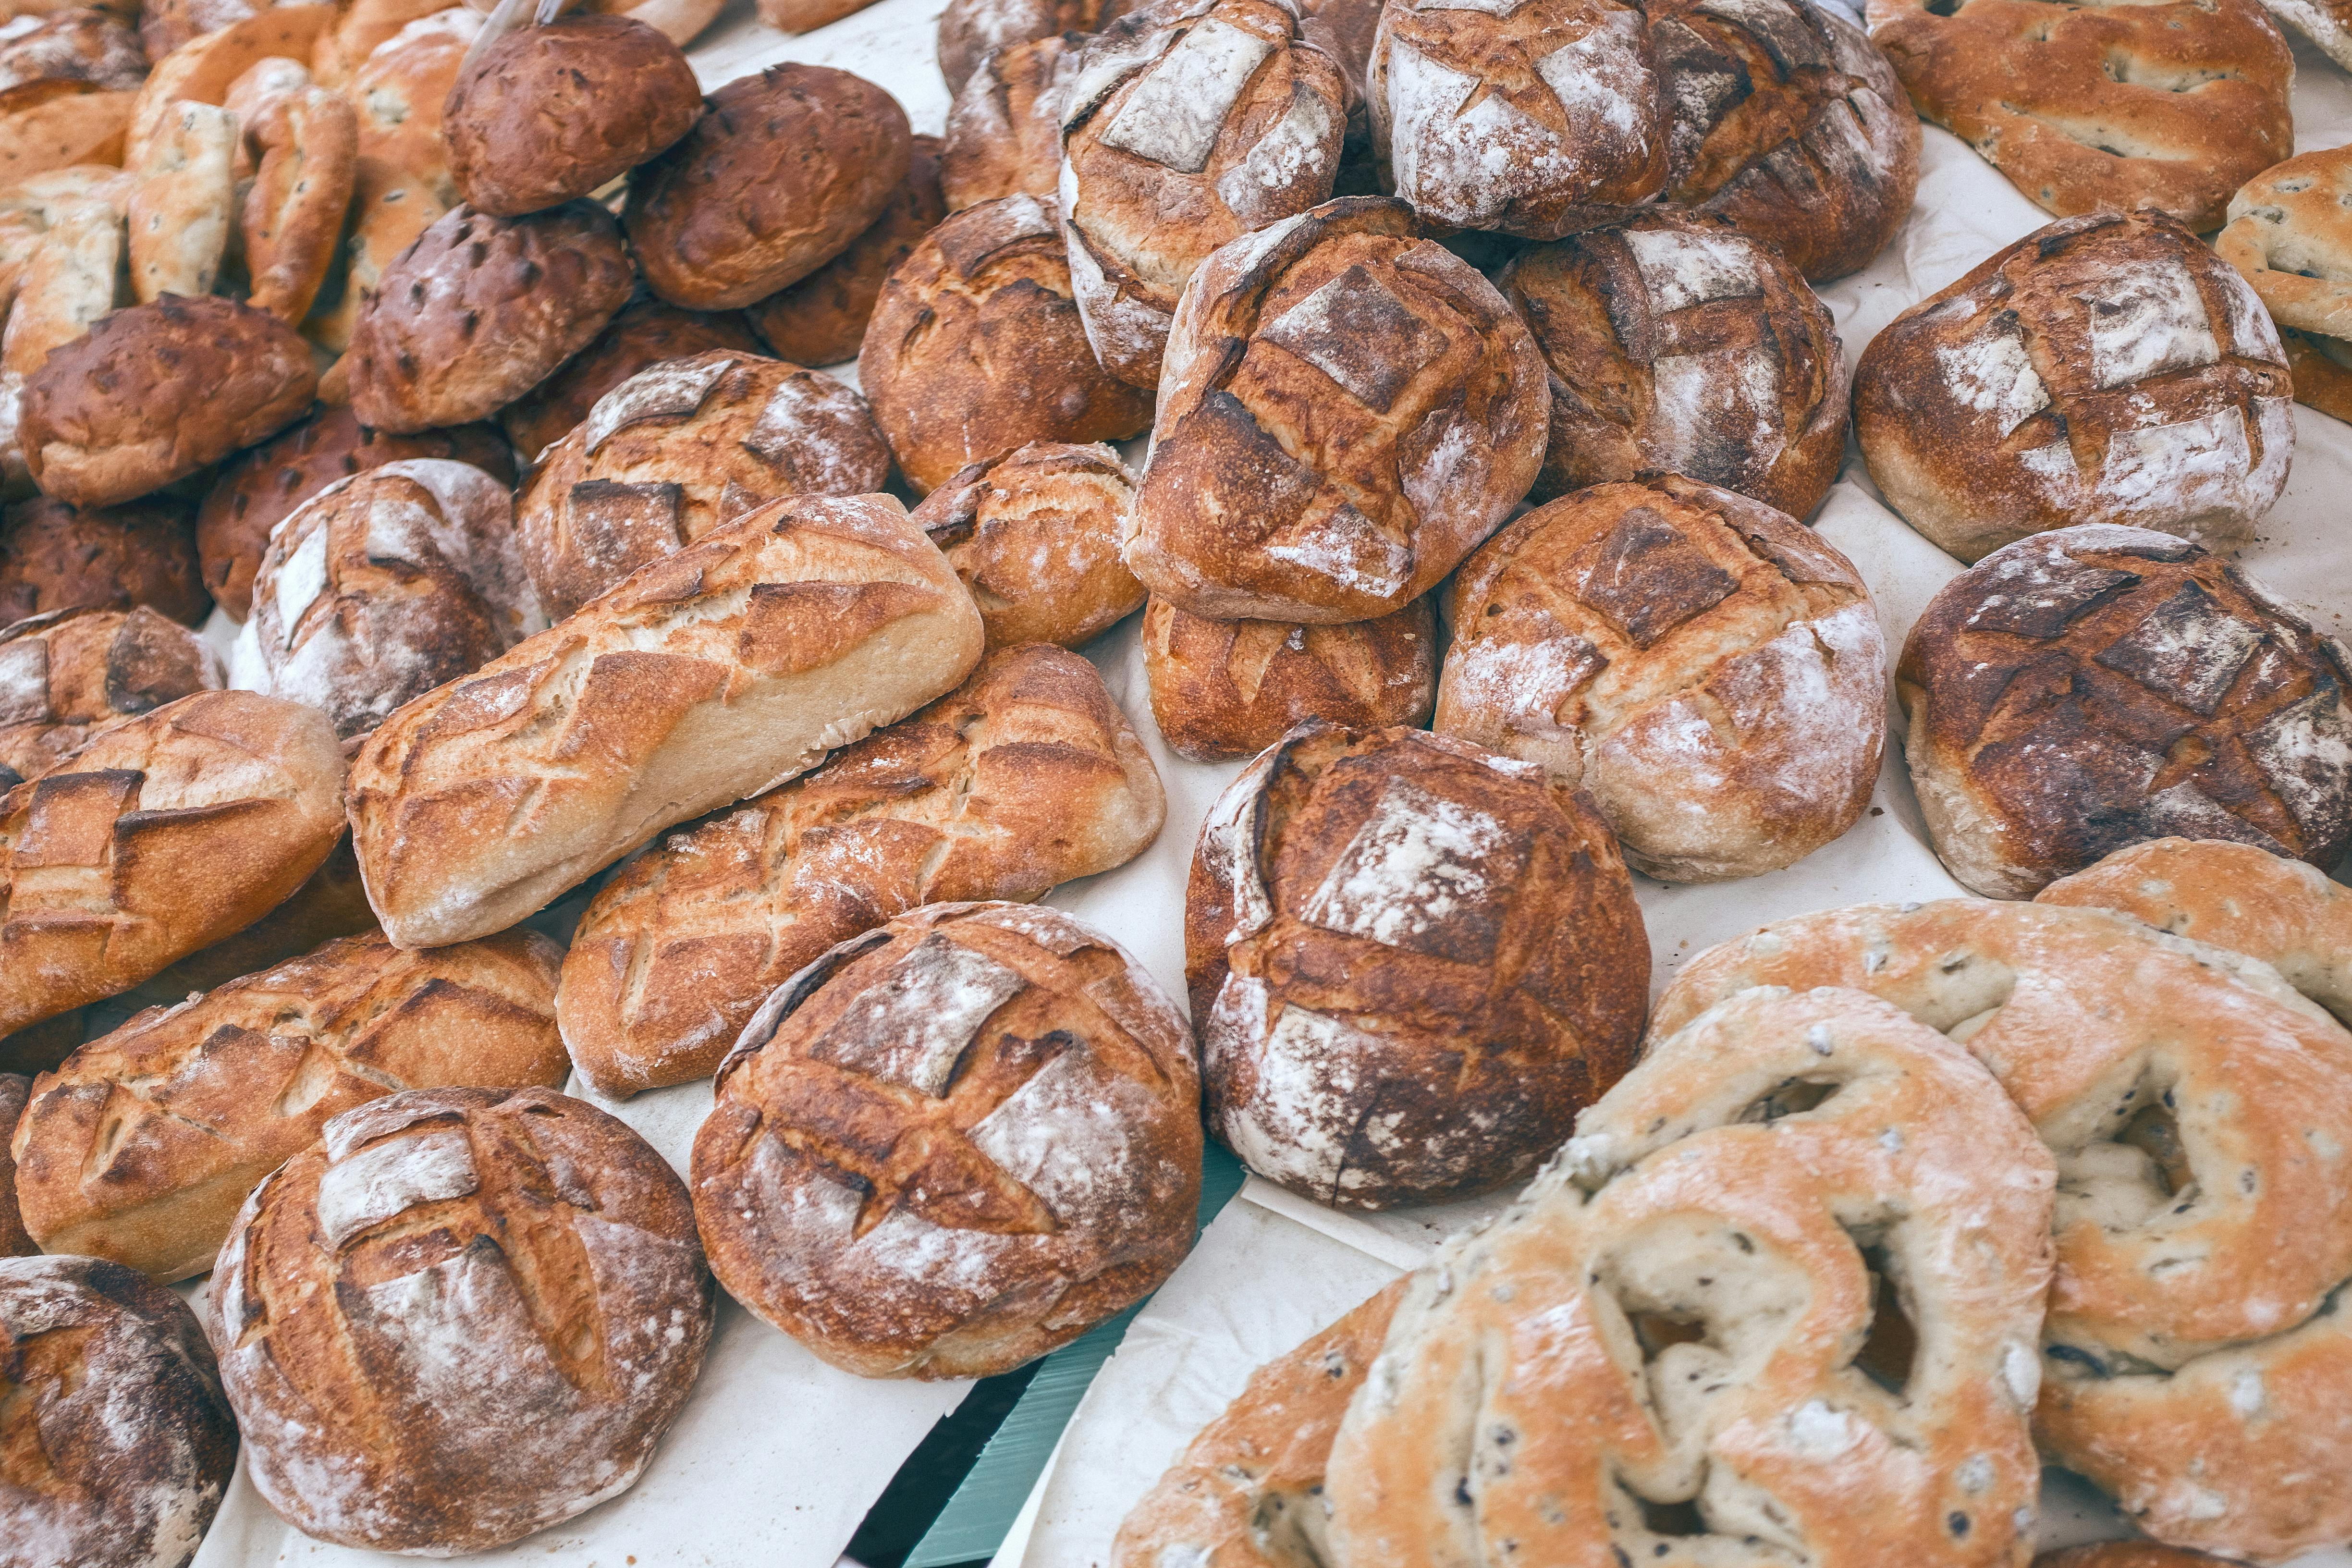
[745,133,943,369]
[0,8,145,92]
[500,297,764,461]
[1142,594,1435,761]
[209,1087,715,1555]
[908,440,1142,650]
[939,36,1070,212]
[0,492,208,624]
[444,14,699,217]
[937,0,1123,94]
[0,603,222,788]
[690,900,1200,1377]
[514,349,891,619]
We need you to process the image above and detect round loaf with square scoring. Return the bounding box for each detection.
[1057,0,1347,388]
[1899,525,2352,900]
[0,493,207,626]
[0,604,220,789]
[1128,196,1548,623]
[515,349,891,620]
[1437,476,1883,883]
[1499,209,1848,515]
[1142,594,1436,762]
[1854,210,2294,563]
[745,135,944,369]
[208,1086,714,1556]
[1187,722,1647,1208]
[907,440,1142,651]
[499,298,763,463]
[690,900,1200,1378]
[2215,147,2352,428]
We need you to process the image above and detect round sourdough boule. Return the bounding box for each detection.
[940,37,1072,212]
[689,900,1200,1378]
[1188,722,1648,1208]
[196,404,517,621]
[1435,476,1885,883]
[623,63,911,311]
[745,134,943,369]
[2216,147,2352,427]
[499,298,764,462]
[19,294,316,508]
[0,8,146,91]
[1057,0,1348,388]
[0,603,222,788]
[514,349,892,618]
[1128,196,1548,623]
[859,193,1153,493]
[1499,210,1848,515]
[0,1254,237,1568]
[443,15,700,217]
[1142,594,1435,761]
[907,440,1142,650]
[1854,209,2294,563]
[208,1085,714,1556]
[346,200,636,434]
[1899,525,2352,899]
[0,492,208,624]
[0,1073,32,1254]
[938,0,1127,95]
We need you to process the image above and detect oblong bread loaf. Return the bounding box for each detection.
[348,492,986,948]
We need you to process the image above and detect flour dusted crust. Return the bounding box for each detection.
[858,194,1153,493]
[0,1255,237,1568]
[1654,882,2352,1562]
[515,349,892,619]
[1854,211,2294,562]
[209,1086,714,1555]
[347,492,985,949]
[938,0,1126,94]
[941,37,1072,211]
[691,900,1200,1377]
[500,299,764,462]
[1867,0,2290,232]
[2251,0,2352,67]
[0,494,207,625]
[0,8,143,90]
[1436,476,1883,883]
[1186,723,1647,1208]
[1129,197,1548,622]
[1899,526,2352,899]
[1499,208,1849,514]
[2216,147,2352,428]
[1143,594,1437,761]
[0,604,221,789]
[12,929,564,1281]
[745,134,943,369]
[1058,0,1346,386]
[907,440,1142,650]
[232,459,543,742]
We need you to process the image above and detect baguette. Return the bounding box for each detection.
[11,929,564,1281]
[348,492,986,949]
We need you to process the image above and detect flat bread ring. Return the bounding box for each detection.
[1653,868,2352,1563]
[239,82,354,322]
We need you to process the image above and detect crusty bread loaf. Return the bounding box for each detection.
[939,37,1071,211]
[2216,147,2352,428]
[0,8,144,91]
[231,460,541,742]
[0,1254,238,1568]
[1498,210,1849,516]
[1187,722,1647,1207]
[0,689,346,1058]
[1143,594,1435,761]
[349,492,986,949]
[744,135,945,370]
[500,298,766,463]
[111,831,376,1006]
[209,1086,714,1555]
[559,642,1164,1095]
[1854,210,2294,561]
[0,1072,29,1256]
[0,604,221,789]
[907,440,1143,650]
[12,928,564,1281]
[0,493,208,626]
[938,0,1126,94]
[691,900,1200,1377]
[514,349,892,619]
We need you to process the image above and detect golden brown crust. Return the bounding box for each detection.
[1187,722,1648,1208]
[2285,330,2352,426]
[936,0,1121,95]
[939,37,1070,213]
[0,604,221,789]
[1898,526,2352,899]
[559,644,1164,1095]
[2216,147,2352,431]
[0,688,346,1055]
[858,194,1153,493]
[514,349,892,619]
[0,78,130,182]
[12,928,564,1281]
[19,294,318,509]
[238,81,355,322]
[744,134,943,369]
[346,201,635,434]
[1498,209,1849,516]
[1853,210,2294,562]
[1866,0,2291,232]
[0,8,145,91]
[1142,594,1434,762]
[209,1086,714,1555]
[347,492,986,949]
[110,829,376,1006]
[623,63,911,311]
[123,4,330,169]
[0,1073,30,1255]
[124,99,233,303]
[756,0,879,32]
[306,0,456,84]
[1129,196,1548,622]
[0,493,208,625]
[499,297,763,461]
[443,14,699,218]
[690,900,1200,1378]
[907,440,1141,650]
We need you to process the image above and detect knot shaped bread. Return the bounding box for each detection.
[2216,146,2352,426]
[1653,855,2352,1561]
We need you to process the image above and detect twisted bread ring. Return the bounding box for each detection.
[1654,855,2352,1562]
